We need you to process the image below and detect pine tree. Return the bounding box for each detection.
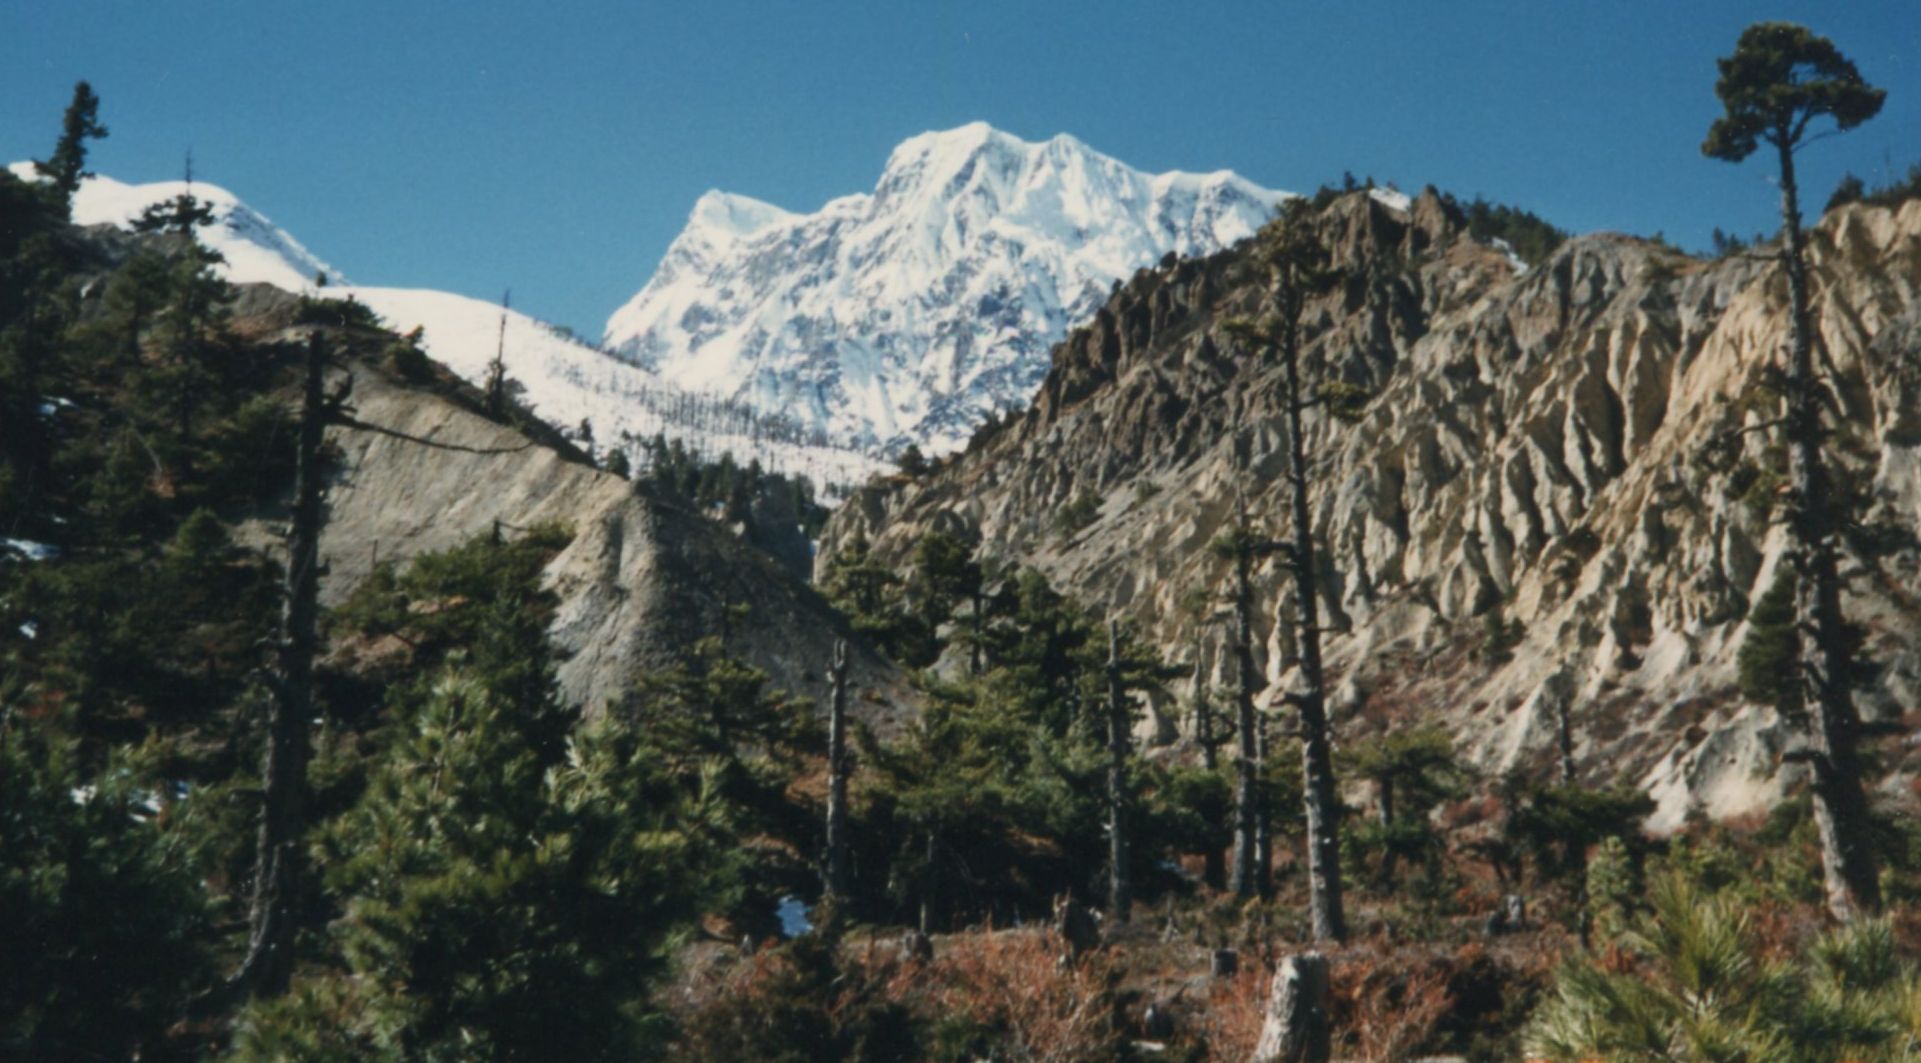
[132,155,218,236]
[0,720,213,1058]
[232,672,697,1061]
[32,80,107,218]
[0,170,72,524]
[910,527,981,643]
[821,530,933,666]
[1209,517,1282,900]
[143,238,234,440]
[1525,874,1918,1062]
[1222,199,1364,942]
[1703,20,1887,923]
[235,333,349,998]
[629,636,820,938]
[1104,619,1131,921]
[1340,727,1470,887]
[823,639,853,904]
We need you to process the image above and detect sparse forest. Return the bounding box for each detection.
[6,18,1921,1063]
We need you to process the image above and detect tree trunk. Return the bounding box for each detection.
[1196,642,1227,891]
[970,585,984,676]
[1281,321,1346,945]
[235,332,328,997]
[1230,544,1262,898]
[1255,711,1273,899]
[1196,642,1218,773]
[919,829,940,935]
[823,639,851,904]
[1774,131,1882,923]
[1557,698,1590,946]
[1376,774,1398,887]
[1251,953,1331,1063]
[1105,620,1131,922]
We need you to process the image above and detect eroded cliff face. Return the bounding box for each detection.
[239,343,913,731]
[821,191,1921,827]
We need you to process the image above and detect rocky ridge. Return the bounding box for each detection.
[820,190,1921,828]
[227,296,912,729]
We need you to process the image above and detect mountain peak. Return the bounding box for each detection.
[7,162,344,292]
[687,189,793,238]
[603,128,1288,454]
[884,120,1019,164]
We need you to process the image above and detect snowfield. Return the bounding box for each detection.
[326,285,887,489]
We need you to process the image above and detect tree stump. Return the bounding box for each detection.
[1142,999,1175,1039]
[896,930,933,965]
[1250,952,1330,1063]
[1504,893,1527,930]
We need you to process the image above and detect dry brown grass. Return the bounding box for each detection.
[1333,950,1455,1063]
[1198,959,1270,1060]
[883,926,1125,1063]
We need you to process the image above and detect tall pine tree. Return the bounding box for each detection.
[32,80,106,218]
[1703,20,1887,923]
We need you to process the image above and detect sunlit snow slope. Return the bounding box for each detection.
[604,123,1291,453]
[330,286,886,489]
[8,162,343,292]
[19,163,885,489]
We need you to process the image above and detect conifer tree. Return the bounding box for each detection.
[235,333,349,997]
[145,237,233,439]
[824,639,852,904]
[486,288,511,418]
[1,722,212,1058]
[33,80,106,218]
[0,172,70,523]
[1210,515,1282,900]
[132,154,219,236]
[233,672,697,1061]
[1223,199,1365,942]
[1340,727,1469,887]
[1178,587,1230,888]
[1104,620,1131,921]
[1703,20,1886,922]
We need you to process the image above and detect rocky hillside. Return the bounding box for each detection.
[820,189,1921,828]
[227,293,913,729]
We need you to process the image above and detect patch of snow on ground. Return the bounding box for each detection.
[2,538,60,561]
[1368,186,1412,212]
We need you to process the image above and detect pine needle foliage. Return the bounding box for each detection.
[1526,873,1921,1062]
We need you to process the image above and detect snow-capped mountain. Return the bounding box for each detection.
[603,123,1292,454]
[7,162,344,293]
[325,286,886,489]
[17,163,885,489]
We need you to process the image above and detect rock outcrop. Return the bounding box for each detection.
[820,191,1921,827]
[235,317,914,730]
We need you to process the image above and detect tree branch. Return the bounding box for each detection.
[333,415,540,456]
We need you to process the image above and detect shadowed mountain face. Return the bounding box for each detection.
[603,123,1290,455]
[821,190,1921,828]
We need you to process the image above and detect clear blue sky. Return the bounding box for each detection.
[6,2,1918,337]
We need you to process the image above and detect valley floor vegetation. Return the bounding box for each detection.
[7,22,1921,1063]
